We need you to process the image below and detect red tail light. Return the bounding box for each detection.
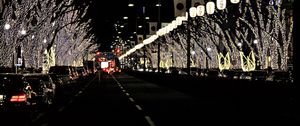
[103,68,109,73]
[10,94,27,102]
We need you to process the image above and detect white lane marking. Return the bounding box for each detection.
[75,90,83,97]
[54,75,98,115]
[58,106,66,112]
[111,74,118,82]
[32,113,45,122]
[110,74,157,126]
[145,116,156,126]
[135,104,143,111]
[41,123,48,126]
[69,99,74,104]
[129,97,135,102]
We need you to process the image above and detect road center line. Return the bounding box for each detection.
[32,113,45,123]
[41,123,49,126]
[58,106,65,112]
[57,75,97,113]
[110,74,156,126]
[145,116,156,126]
[135,104,143,111]
[129,97,135,102]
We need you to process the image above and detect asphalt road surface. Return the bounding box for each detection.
[1,73,298,126]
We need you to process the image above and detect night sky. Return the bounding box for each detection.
[88,0,174,52]
[89,0,128,52]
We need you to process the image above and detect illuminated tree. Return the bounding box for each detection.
[140,0,293,71]
[0,0,97,70]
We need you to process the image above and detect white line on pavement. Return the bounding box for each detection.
[129,97,135,102]
[58,106,66,112]
[145,116,156,126]
[32,113,45,123]
[110,74,156,126]
[41,123,48,126]
[135,104,143,111]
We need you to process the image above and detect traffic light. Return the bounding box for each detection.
[95,51,103,62]
[116,48,120,53]
[114,48,121,55]
[96,51,101,56]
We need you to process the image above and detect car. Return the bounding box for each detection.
[206,70,220,79]
[24,74,56,108]
[250,70,268,81]
[266,71,293,83]
[190,67,200,77]
[49,66,74,84]
[0,73,36,111]
[49,73,64,88]
[75,66,88,78]
[167,67,179,74]
[221,70,235,79]
[239,72,252,80]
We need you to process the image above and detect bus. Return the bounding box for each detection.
[100,60,119,73]
[95,52,121,74]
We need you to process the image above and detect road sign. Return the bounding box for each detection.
[15,58,22,66]
[15,64,22,66]
[17,58,22,64]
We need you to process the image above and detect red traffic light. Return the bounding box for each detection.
[114,48,120,55]
[96,51,101,55]
[116,48,120,53]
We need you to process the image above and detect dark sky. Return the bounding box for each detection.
[89,0,174,52]
[89,0,121,51]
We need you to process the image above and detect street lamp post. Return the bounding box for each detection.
[253,39,260,69]
[186,0,191,76]
[142,6,147,72]
[157,0,161,73]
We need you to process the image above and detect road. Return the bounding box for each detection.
[43,73,212,126]
[1,73,298,126]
